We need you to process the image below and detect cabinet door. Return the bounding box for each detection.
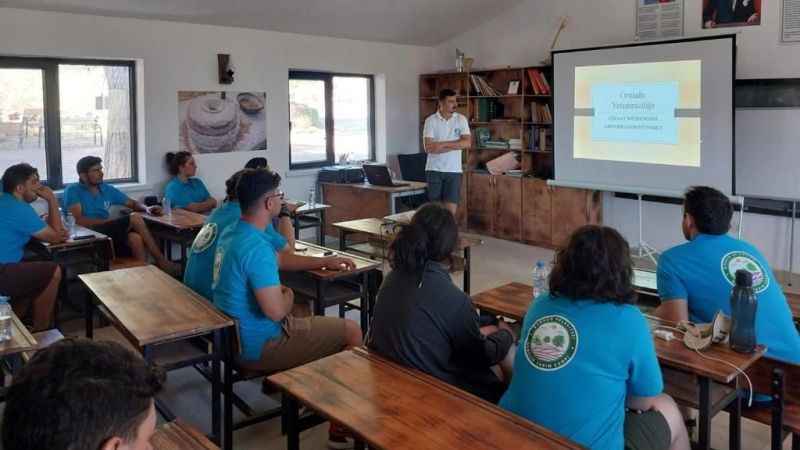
[456,175,468,229]
[494,175,522,241]
[467,172,494,235]
[551,187,602,248]
[522,178,552,246]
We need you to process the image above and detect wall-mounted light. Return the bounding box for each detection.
[218,54,234,84]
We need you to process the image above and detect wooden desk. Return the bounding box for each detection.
[79,265,234,448]
[152,419,219,450]
[268,347,582,450]
[332,217,482,294]
[0,313,38,359]
[471,283,764,450]
[321,181,426,238]
[282,241,382,333]
[143,210,207,270]
[288,201,331,245]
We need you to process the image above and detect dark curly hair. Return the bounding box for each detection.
[389,202,457,274]
[549,225,636,305]
[684,186,732,235]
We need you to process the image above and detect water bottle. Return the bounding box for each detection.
[532,260,549,300]
[64,212,76,238]
[0,296,13,342]
[307,188,316,207]
[730,269,758,353]
[162,196,172,218]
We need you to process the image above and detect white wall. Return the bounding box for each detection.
[431,0,800,271]
[0,7,434,201]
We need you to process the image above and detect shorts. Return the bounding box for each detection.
[239,315,349,373]
[0,261,58,314]
[90,216,132,258]
[426,171,462,204]
[624,409,671,450]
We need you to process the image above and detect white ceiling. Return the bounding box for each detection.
[0,0,525,46]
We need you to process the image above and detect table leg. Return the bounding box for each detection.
[698,376,711,450]
[85,291,94,339]
[143,345,177,423]
[180,242,188,274]
[283,393,300,450]
[463,246,471,295]
[315,280,327,316]
[360,272,369,335]
[339,230,347,251]
[212,330,222,448]
[318,210,326,246]
[729,390,742,450]
[223,327,233,450]
[293,215,300,241]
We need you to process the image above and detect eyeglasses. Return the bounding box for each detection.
[266,190,284,200]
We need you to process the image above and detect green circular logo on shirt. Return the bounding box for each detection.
[192,223,218,254]
[524,315,578,371]
[721,251,769,293]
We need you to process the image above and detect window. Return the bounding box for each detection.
[0,57,137,188]
[289,70,374,169]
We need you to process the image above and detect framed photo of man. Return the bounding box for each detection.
[703,0,762,28]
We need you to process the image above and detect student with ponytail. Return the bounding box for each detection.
[368,203,515,403]
[163,151,217,214]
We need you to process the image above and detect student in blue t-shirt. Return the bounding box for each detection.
[163,152,216,214]
[655,186,800,363]
[211,168,361,447]
[243,156,296,247]
[64,156,179,275]
[501,226,689,450]
[0,164,67,331]
[184,169,354,301]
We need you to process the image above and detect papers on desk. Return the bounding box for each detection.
[633,269,657,292]
[383,210,415,224]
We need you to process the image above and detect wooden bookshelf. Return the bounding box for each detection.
[419,66,601,248]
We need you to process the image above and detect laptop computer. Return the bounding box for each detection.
[363,164,409,187]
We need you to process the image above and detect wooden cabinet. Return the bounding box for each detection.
[551,187,603,248]
[467,172,494,234]
[522,178,552,246]
[494,175,522,241]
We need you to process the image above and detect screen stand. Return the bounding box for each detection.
[789,201,796,286]
[635,194,659,266]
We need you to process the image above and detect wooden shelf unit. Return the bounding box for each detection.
[420,67,601,248]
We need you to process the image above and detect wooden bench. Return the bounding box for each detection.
[151,419,218,450]
[740,357,800,450]
[268,347,583,450]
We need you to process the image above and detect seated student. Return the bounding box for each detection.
[184,169,354,301]
[164,151,217,214]
[501,226,689,450]
[243,156,296,246]
[655,186,800,363]
[64,156,179,274]
[212,168,361,448]
[0,164,66,331]
[2,338,165,450]
[368,203,515,403]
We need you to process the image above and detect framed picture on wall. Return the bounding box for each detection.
[178,90,267,154]
[703,0,762,29]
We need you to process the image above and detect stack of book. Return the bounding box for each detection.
[528,127,553,151]
[526,69,551,95]
[531,103,552,124]
[483,139,510,149]
[470,74,502,96]
[475,128,491,147]
[509,138,522,150]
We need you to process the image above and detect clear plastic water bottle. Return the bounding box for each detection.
[0,296,13,342]
[730,269,758,353]
[307,188,316,207]
[162,196,172,218]
[532,260,549,300]
[63,212,76,238]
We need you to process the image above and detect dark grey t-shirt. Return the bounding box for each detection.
[367,262,513,403]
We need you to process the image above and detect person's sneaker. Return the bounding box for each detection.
[327,423,354,450]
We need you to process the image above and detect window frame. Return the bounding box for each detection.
[288,70,375,170]
[0,56,138,189]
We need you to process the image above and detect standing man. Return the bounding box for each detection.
[423,89,471,215]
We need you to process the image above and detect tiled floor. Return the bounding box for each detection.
[4,233,790,449]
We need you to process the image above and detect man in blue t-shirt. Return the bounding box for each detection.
[500,226,689,450]
[64,156,178,275]
[184,169,354,301]
[655,186,800,364]
[0,164,67,331]
[211,168,362,447]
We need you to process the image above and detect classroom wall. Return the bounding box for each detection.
[0,7,434,201]
[431,0,800,271]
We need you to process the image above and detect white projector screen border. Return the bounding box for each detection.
[551,35,736,195]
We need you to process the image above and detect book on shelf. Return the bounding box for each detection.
[509,138,522,150]
[470,74,502,96]
[530,103,552,124]
[526,69,550,95]
[475,127,491,147]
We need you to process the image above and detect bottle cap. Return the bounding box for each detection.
[735,269,753,287]
[536,260,545,268]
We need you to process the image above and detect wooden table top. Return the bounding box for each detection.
[268,347,582,450]
[294,241,382,280]
[321,180,427,193]
[36,225,110,250]
[472,283,765,384]
[151,419,218,450]
[333,218,483,248]
[0,313,38,358]
[383,210,416,224]
[79,265,233,347]
[287,200,332,214]
[143,209,207,231]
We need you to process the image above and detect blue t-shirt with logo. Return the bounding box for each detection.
[212,220,283,361]
[184,201,287,300]
[164,177,211,209]
[0,194,47,264]
[500,294,662,450]
[63,182,128,220]
[658,233,800,363]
